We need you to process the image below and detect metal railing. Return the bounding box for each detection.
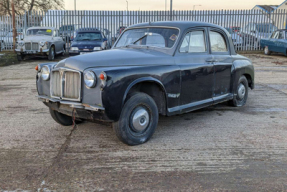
[1,9,287,51]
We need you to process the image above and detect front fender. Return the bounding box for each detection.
[122,77,167,108]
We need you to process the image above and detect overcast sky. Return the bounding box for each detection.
[64,0,285,11]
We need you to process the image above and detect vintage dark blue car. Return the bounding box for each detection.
[69,28,109,56]
[36,21,254,145]
[261,29,287,55]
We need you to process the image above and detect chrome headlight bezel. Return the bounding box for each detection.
[18,41,24,47]
[39,41,46,47]
[84,71,97,88]
[41,65,50,81]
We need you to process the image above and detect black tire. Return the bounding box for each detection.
[62,46,65,56]
[17,54,24,61]
[48,46,55,61]
[113,92,159,145]
[228,75,249,107]
[49,108,73,126]
[264,46,271,55]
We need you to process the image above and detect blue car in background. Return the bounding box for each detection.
[69,28,109,56]
[261,29,287,56]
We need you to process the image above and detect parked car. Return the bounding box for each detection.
[36,21,254,145]
[59,24,79,42]
[69,28,109,56]
[15,27,65,61]
[225,27,242,46]
[229,26,241,32]
[240,23,277,47]
[261,29,287,55]
[0,31,21,50]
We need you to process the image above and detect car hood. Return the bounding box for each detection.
[71,40,103,49]
[23,36,53,42]
[56,48,174,71]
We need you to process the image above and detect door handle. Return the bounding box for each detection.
[205,58,218,63]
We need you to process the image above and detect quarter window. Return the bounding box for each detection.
[179,31,206,53]
[210,31,228,52]
[278,31,285,39]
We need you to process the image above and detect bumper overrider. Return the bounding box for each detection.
[37,64,110,122]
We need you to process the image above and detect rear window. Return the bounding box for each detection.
[74,32,102,41]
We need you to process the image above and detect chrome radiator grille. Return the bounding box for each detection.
[25,42,39,50]
[32,43,39,50]
[50,69,81,101]
[25,43,31,50]
[51,71,61,97]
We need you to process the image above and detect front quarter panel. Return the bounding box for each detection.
[100,65,181,121]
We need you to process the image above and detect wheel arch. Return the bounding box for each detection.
[122,77,168,116]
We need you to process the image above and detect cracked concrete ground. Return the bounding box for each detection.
[0,54,287,191]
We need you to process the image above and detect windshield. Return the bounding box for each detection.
[74,32,102,41]
[256,24,277,33]
[26,29,53,36]
[115,27,179,48]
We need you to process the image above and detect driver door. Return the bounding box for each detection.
[175,27,214,113]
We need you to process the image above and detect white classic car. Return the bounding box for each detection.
[15,27,65,61]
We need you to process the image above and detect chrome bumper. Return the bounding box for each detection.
[37,95,105,112]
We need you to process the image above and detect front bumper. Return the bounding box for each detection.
[15,48,49,55]
[38,95,104,111]
[38,95,112,122]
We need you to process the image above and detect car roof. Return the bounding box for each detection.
[77,28,101,33]
[129,21,225,31]
[27,27,56,30]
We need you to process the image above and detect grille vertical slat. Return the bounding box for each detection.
[51,70,81,101]
[32,43,38,50]
[51,71,61,97]
[64,72,80,99]
[25,43,31,50]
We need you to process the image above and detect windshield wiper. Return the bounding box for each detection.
[131,34,148,45]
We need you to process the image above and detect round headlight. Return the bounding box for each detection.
[39,41,46,47]
[84,71,96,88]
[41,66,50,81]
[18,41,24,47]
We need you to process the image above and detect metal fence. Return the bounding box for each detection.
[1,9,287,51]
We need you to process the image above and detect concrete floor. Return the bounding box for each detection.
[0,54,287,191]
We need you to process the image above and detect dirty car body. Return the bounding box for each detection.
[15,27,65,61]
[36,21,254,145]
[261,29,287,56]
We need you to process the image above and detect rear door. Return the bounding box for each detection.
[208,28,233,103]
[276,31,286,54]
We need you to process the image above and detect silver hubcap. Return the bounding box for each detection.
[265,46,268,54]
[238,83,246,100]
[131,107,150,132]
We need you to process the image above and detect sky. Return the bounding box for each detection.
[64,0,285,11]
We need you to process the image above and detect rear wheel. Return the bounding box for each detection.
[113,92,159,145]
[228,76,249,107]
[264,46,271,55]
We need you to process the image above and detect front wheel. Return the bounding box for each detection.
[17,54,24,61]
[228,76,249,107]
[48,46,55,61]
[113,92,159,145]
[264,46,271,55]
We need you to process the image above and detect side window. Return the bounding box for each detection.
[273,31,279,39]
[179,30,206,53]
[270,31,276,38]
[210,31,228,52]
[278,31,284,39]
